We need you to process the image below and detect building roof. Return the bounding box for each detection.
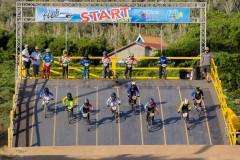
[136,34,168,49]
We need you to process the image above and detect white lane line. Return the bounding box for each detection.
[138,86,144,145]
[157,86,167,145]
[30,84,38,146]
[76,85,78,146]
[53,85,58,146]
[96,85,99,146]
[178,86,189,145]
[202,100,213,145]
[116,87,121,145]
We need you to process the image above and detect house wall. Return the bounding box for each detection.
[149,49,158,56]
[113,44,146,57]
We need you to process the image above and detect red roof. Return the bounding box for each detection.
[139,34,168,47]
[141,42,167,49]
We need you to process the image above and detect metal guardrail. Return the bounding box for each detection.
[20,56,199,80]
[210,59,237,145]
[8,55,22,147]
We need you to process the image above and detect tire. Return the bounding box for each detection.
[67,110,71,123]
[115,112,118,123]
[44,105,47,118]
[163,68,167,79]
[114,112,117,123]
[86,69,89,79]
[185,117,189,129]
[147,118,152,132]
[131,103,134,111]
[65,69,68,79]
[128,70,131,79]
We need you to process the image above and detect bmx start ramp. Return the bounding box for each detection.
[13,79,227,147]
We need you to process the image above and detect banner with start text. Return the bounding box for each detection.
[35,7,190,23]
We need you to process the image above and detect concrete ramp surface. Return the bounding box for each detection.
[13,79,227,147]
[2,145,240,160]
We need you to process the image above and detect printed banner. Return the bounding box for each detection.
[35,7,190,23]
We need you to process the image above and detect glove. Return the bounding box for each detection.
[107,105,110,108]
[128,94,130,97]
[118,103,121,105]
[202,97,204,100]
[178,111,180,113]
[192,97,195,100]
[137,94,140,97]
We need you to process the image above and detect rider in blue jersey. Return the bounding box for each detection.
[191,86,204,108]
[127,81,140,104]
[79,53,92,78]
[158,52,171,79]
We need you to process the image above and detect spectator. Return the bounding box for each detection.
[200,47,214,83]
[31,46,42,79]
[21,44,31,79]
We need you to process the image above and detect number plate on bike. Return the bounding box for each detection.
[161,64,167,67]
[82,113,88,118]
[84,63,89,66]
[112,106,117,111]
[103,63,108,67]
[183,113,188,118]
[63,63,68,67]
[132,96,137,100]
[150,113,154,117]
[196,100,201,103]
[127,64,132,68]
[45,63,51,66]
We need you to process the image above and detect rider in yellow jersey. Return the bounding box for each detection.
[62,92,77,116]
[178,98,193,120]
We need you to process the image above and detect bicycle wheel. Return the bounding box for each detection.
[185,117,189,129]
[114,112,117,123]
[44,105,47,118]
[163,69,167,80]
[86,69,89,79]
[68,110,71,124]
[147,118,152,132]
[64,68,68,79]
[132,103,136,115]
[197,108,202,118]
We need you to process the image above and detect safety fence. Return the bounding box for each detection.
[210,59,239,145]
[21,56,199,80]
[8,55,22,147]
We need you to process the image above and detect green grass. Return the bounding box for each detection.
[0,60,14,147]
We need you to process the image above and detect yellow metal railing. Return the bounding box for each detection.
[210,59,238,145]
[21,56,199,80]
[8,55,22,147]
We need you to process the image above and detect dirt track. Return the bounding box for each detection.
[1,145,240,160]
